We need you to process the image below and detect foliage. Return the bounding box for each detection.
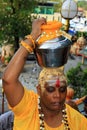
[0,0,38,51]
[49,0,87,12]
[5,55,12,63]
[77,1,87,10]
[50,0,62,12]
[66,63,87,98]
[76,31,87,38]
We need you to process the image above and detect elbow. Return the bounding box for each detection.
[2,71,13,86]
[2,72,10,92]
[2,71,16,93]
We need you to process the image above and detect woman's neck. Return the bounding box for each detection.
[40,104,63,128]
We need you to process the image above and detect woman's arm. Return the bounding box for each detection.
[2,17,46,107]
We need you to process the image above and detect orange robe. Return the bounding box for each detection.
[9,88,87,130]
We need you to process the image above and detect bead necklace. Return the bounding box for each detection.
[38,96,70,130]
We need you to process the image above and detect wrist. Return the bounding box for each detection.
[20,35,35,53]
[20,40,33,53]
[30,32,39,41]
[20,33,38,53]
[25,35,35,49]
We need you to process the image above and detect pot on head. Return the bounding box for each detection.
[34,36,72,67]
[34,21,72,68]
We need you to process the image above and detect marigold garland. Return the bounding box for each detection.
[37,21,71,45]
[41,21,62,32]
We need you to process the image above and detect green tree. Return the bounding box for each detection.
[0,0,38,51]
[66,63,87,98]
[78,1,87,10]
[50,0,62,12]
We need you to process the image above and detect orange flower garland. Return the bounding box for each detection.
[41,21,62,32]
[37,21,62,44]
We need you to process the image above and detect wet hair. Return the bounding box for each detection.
[38,67,67,88]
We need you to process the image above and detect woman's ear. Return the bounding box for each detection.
[36,85,41,95]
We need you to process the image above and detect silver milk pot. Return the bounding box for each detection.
[34,35,72,68]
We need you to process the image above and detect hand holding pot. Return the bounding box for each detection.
[31,17,47,42]
[20,18,72,68]
[20,17,47,53]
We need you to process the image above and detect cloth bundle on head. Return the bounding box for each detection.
[38,66,67,87]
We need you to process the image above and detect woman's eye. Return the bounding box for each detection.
[46,87,55,93]
[59,87,66,93]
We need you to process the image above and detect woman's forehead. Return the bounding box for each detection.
[45,78,67,88]
[46,75,66,81]
[38,69,67,88]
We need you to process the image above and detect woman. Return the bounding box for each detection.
[2,17,87,130]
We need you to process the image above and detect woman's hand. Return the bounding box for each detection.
[31,17,47,41]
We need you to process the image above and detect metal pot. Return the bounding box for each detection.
[34,36,72,67]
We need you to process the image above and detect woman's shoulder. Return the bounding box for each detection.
[24,87,38,98]
[66,103,86,119]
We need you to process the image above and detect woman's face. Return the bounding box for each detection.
[37,78,67,113]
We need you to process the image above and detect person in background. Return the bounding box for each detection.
[66,100,79,111]
[66,87,75,102]
[66,87,79,111]
[69,34,78,60]
[2,17,87,130]
[81,96,87,118]
[70,36,86,56]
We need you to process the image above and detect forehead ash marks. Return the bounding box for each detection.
[45,78,67,88]
[46,78,61,88]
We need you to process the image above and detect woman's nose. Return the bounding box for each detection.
[53,89,60,98]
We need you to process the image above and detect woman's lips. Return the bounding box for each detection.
[51,102,61,106]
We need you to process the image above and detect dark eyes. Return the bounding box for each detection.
[46,86,55,93]
[45,86,67,93]
[59,87,67,93]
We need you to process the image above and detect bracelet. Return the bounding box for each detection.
[20,40,33,53]
[25,35,35,49]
